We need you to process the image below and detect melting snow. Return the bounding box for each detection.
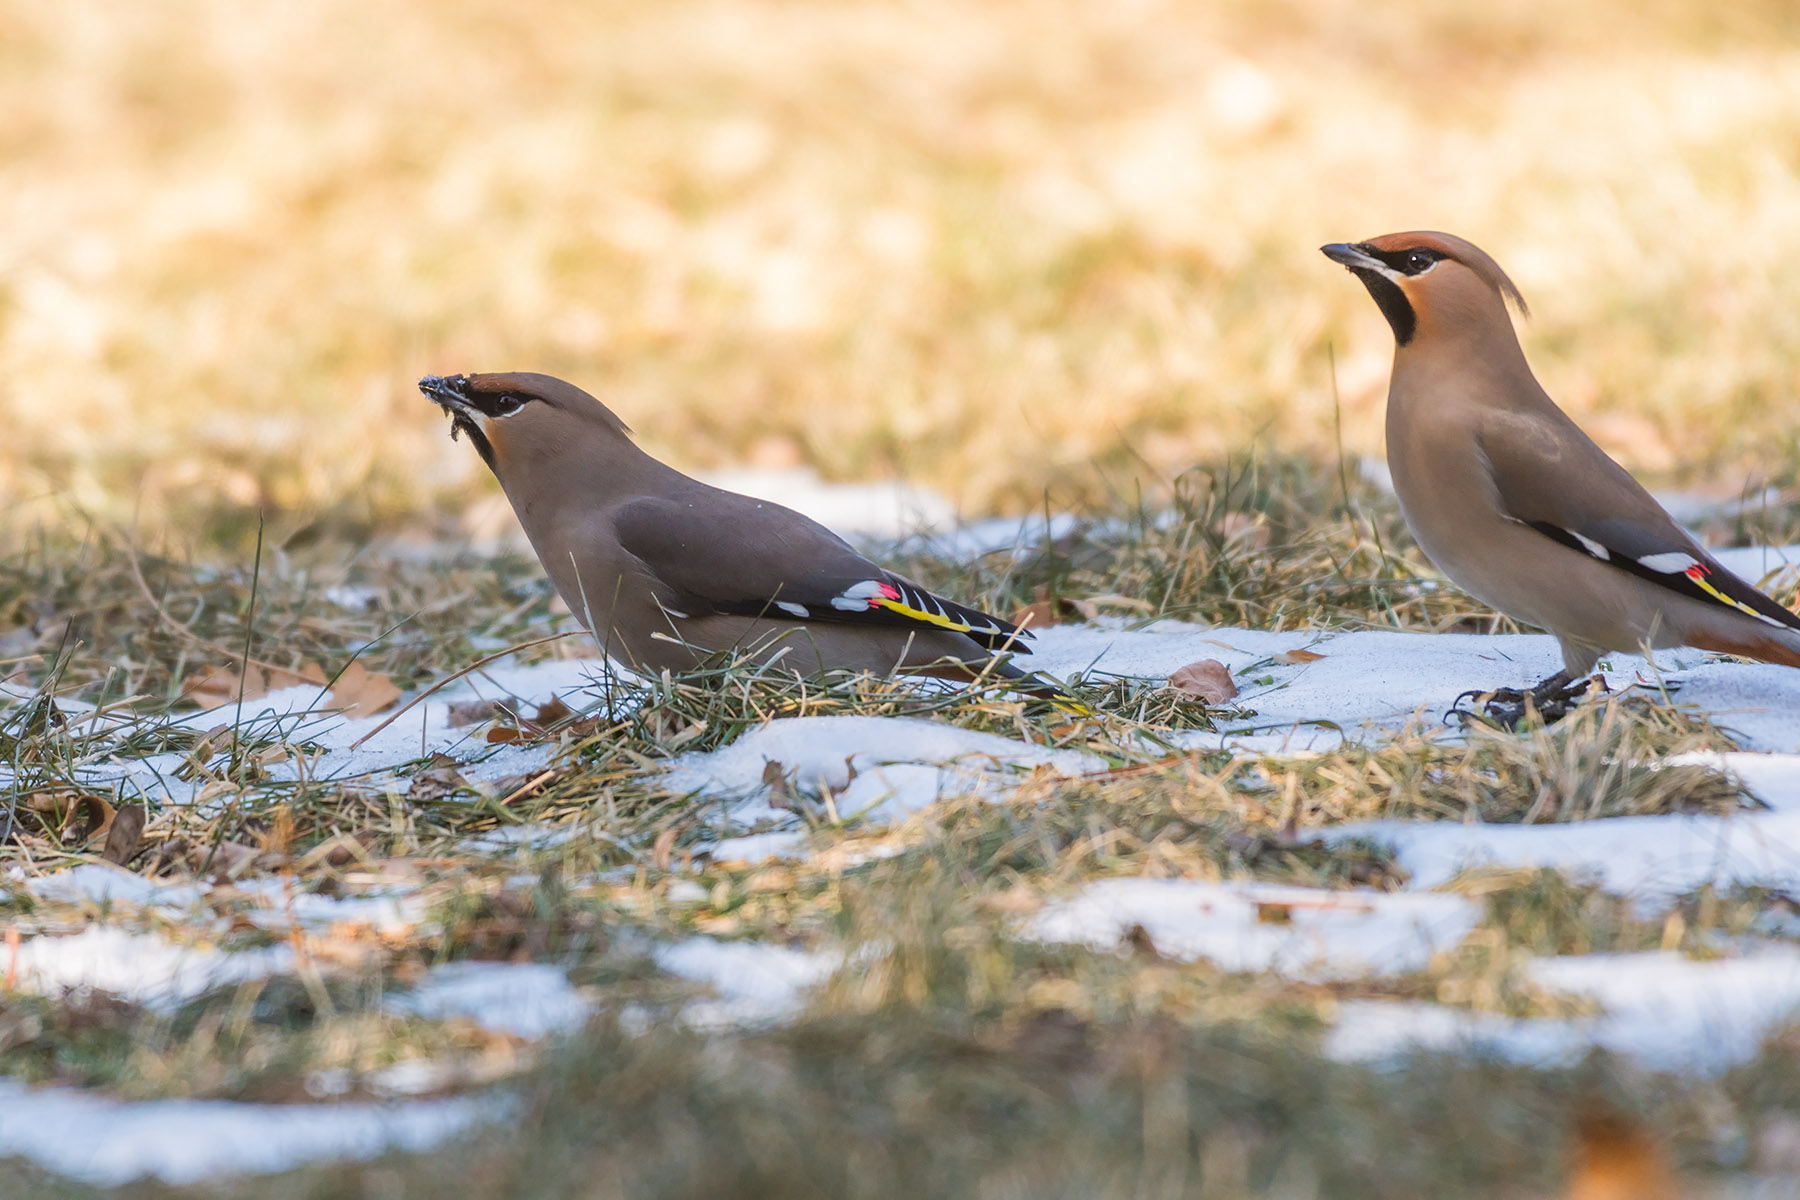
[1031,879,1479,979]
[390,961,592,1039]
[1327,948,1800,1074]
[654,936,837,1027]
[0,1080,491,1186]
[662,713,1105,823]
[4,500,1800,1187]
[1320,799,1800,902]
[8,927,292,1010]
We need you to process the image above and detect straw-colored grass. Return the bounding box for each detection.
[6,0,1800,548]
[8,4,1800,1194]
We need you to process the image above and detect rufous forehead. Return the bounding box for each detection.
[1361,231,1462,256]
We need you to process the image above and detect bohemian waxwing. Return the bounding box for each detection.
[1322,232,1800,717]
[422,372,1053,690]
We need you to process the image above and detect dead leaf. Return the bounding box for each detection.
[533,695,575,726]
[1123,923,1162,959]
[1167,660,1238,704]
[330,662,401,717]
[64,794,114,845]
[760,760,807,811]
[181,661,327,709]
[100,804,146,865]
[1563,1113,1679,1200]
[485,724,526,744]
[1254,901,1293,924]
[1273,648,1326,665]
[268,662,328,690]
[407,755,470,801]
[183,664,264,710]
[1011,592,1099,631]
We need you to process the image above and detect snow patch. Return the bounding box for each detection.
[0,1079,491,1186]
[390,961,591,1039]
[1321,805,1800,901]
[10,927,292,1010]
[655,937,837,1027]
[1328,948,1800,1074]
[663,714,1105,824]
[1031,879,1479,979]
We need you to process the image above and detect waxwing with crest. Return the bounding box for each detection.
[1322,232,1800,721]
[421,372,1063,693]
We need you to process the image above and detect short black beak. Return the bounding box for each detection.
[1320,242,1382,271]
[419,374,483,445]
[419,374,475,412]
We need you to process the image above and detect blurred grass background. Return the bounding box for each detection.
[6,0,1800,548]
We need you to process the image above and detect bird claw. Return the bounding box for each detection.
[1445,674,1604,731]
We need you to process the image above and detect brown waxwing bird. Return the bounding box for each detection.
[1321,232,1800,723]
[420,371,1064,696]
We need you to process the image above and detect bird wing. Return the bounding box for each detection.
[610,495,1032,652]
[1478,417,1800,633]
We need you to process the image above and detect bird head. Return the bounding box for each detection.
[1320,232,1529,349]
[419,372,633,476]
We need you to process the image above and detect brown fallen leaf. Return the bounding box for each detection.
[100,804,146,866]
[269,662,329,690]
[407,754,471,801]
[182,661,326,709]
[330,662,401,718]
[533,695,575,726]
[1563,1112,1679,1200]
[182,664,263,710]
[1011,593,1100,631]
[1167,660,1238,704]
[1273,648,1327,665]
[63,793,114,846]
[1123,923,1162,959]
[760,760,810,811]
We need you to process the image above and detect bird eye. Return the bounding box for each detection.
[1405,250,1437,274]
[492,394,523,415]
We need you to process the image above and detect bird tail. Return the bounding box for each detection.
[1687,625,1800,669]
[986,657,1093,715]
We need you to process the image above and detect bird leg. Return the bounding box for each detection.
[1449,671,1605,730]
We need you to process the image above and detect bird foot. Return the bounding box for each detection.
[1447,673,1605,730]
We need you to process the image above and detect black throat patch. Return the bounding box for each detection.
[452,415,498,472]
[1353,271,1417,346]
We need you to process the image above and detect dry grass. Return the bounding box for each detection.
[9,3,1800,1194]
[7,0,1800,548]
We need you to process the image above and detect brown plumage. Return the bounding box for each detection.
[421,372,1047,686]
[1321,231,1800,699]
